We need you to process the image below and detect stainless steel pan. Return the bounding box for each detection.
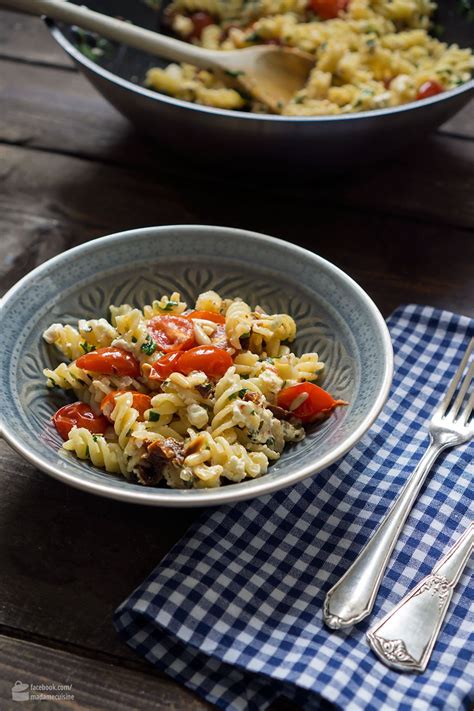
[48,0,474,170]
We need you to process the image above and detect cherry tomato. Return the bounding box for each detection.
[52,402,109,440]
[147,315,195,353]
[190,11,215,39]
[76,347,140,377]
[416,80,444,101]
[308,0,348,19]
[178,345,233,378]
[186,310,225,324]
[277,382,343,423]
[147,352,183,381]
[100,390,151,421]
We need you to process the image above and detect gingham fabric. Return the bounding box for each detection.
[114,305,474,711]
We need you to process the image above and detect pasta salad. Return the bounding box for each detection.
[43,290,346,489]
[145,0,473,115]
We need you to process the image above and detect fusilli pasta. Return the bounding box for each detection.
[43,288,345,489]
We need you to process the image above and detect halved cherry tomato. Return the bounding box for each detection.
[186,310,225,324]
[178,345,233,378]
[190,11,215,39]
[308,0,348,19]
[146,352,183,381]
[53,402,109,440]
[76,347,140,377]
[416,80,444,101]
[277,382,345,423]
[100,390,151,421]
[147,315,195,353]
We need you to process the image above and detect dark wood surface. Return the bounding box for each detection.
[0,8,473,709]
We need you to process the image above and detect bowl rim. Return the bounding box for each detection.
[49,20,474,124]
[1,225,394,507]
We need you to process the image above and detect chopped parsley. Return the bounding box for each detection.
[228,388,248,401]
[80,341,96,354]
[225,69,245,78]
[266,437,275,447]
[131,336,137,343]
[161,300,178,312]
[458,0,474,21]
[148,411,160,422]
[141,334,157,355]
[245,31,261,42]
[92,434,100,442]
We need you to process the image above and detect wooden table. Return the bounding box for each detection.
[0,9,473,709]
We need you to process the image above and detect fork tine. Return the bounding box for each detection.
[437,338,474,416]
[462,390,474,427]
[450,361,474,421]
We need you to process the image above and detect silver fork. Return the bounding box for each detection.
[323,338,473,629]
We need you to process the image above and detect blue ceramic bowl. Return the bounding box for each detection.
[0,225,393,506]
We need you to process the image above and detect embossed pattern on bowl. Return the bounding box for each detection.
[0,226,393,506]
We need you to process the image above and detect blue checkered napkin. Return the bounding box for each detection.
[114,305,474,711]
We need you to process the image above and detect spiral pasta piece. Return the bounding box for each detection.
[211,366,264,437]
[63,428,128,476]
[44,362,93,397]
[273,351,324,384]
[194,290,222,313]
[77,318,118,348]
[109,391,141,451]
[113,308,149,352]
[143,291,187,319]
[183,430,268,485]
[225,299,253,349]
[43,324,85,361]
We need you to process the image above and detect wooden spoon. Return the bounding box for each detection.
[3,0,314,113]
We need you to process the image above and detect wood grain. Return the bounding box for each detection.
[0,9,74,68]
[0,635,211,710]
[1,142,473,316]
[0,440,200,663]
[1,65,474,234]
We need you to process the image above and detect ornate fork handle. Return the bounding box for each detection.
[323,438,449,629]
[367,522,473,672]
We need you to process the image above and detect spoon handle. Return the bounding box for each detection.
[0,0,223,69]
[367,522,473,673]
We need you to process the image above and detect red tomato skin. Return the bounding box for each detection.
[186,310,226,324]
[308,0,348,19]
[177,345,233,378]
[76,347,140,377]
[148,315,195,353]
[277,382,338,423]
[147,352,183,381]
[53,402,109,440]
[100,390,151,421]
[416,80,444,101]
[190,11,215,39]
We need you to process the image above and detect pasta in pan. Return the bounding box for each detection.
[43,290,346,489]
[145,0,473,116]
